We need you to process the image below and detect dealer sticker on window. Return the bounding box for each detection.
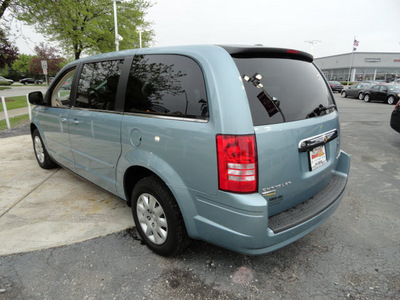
[309,145,327,171]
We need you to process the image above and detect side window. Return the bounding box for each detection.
[380,86,388,92]
[76,60,123,111]
[51,69,75,107]
[125,54,208,120]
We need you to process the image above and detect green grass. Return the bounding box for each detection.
[0,87,11,90]
[0,95,29,112]
[0,114,30,131]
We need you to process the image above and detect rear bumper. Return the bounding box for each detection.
[186,150,350,255]
[268,174,346,233]
[331,87,343,92]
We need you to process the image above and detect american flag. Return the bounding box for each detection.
[353,39,359,47]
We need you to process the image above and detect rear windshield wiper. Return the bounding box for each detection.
[306,104,336,119]
[243,73,286,122]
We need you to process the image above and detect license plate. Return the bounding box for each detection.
[309,145,327,171]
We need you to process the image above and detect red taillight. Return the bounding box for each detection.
[286,49,299,54]
[216,134,258,193]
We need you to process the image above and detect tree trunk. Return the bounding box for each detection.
[0,0,11,20]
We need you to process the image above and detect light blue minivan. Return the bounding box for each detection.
[29,45,350,256]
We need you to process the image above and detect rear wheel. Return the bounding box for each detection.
[341,91,347,98]
[131,176,189,256]
[358,93,364,100]
[364,94,370,103]
[387,96,396,105]
[32,129,58,169]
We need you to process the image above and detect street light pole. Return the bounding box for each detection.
[304,40,321,56]
[137,26,144,48]
[112,0,119,51]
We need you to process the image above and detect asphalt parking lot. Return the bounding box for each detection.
[0,94,399,299]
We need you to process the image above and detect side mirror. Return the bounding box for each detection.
[28,91,46,106]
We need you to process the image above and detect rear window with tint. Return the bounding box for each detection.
[125,54,208,120]
[233,58,335,126]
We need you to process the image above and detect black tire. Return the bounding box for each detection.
[32,129,58,169]
[341,91,347,98]
[358,93,364,100]
[131,176,189,256]
[387,96,396,105]
[364,94,370,103]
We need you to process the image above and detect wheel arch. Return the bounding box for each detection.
[123,165,157,207]
[122,164,199,238]
[30,123,38,136]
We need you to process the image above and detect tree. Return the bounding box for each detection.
[12,53,33,76]
[29,42,66,76]
[12,0,153,60]
[0,0,11,21]
[0,29,18,68]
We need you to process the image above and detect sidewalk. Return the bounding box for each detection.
[0,135,134,256]
[0,106,32,121]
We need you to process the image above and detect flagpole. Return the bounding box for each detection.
[347,36,356,86]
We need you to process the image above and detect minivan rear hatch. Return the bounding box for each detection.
[226,46,340,217]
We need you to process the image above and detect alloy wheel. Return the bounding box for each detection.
[34,136,45,163]
[136,193,168,245]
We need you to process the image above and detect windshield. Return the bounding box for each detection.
[234,58,335,126]
[388,85,400,91]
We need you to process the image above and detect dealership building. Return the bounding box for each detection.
[314,52,400,82]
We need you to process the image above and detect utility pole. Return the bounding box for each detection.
[304,40,321,56]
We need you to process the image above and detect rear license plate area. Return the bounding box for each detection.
[309,145,327,171]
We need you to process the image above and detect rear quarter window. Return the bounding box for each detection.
[125,54,209,120]
[234,58,334,126]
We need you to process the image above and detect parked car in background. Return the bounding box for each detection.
[390,100,400,133]
[20,78,35,84]
[328,81,344,93]
[341,82,373,100]
[364,84,400,105]
[27,45,350,256]
[0,76,14,84]
[35,79,43,84]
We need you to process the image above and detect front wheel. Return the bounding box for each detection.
[32,129,58,169]
[387,96,396,105]
[364,94,370,103]
[341,91,347,98]
[131,176,189,256]
[358,93,364,100]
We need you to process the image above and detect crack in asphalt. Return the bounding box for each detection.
[0,168,59,218]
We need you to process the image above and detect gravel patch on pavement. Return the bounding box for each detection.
[0,124,30,139]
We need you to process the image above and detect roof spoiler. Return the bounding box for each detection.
[218,45,313,62]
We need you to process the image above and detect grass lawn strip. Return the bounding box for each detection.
[0,114,30,131]
[0,95,29,112]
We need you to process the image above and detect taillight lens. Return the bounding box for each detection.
[216,134,258,193]
[395,100,400,110]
